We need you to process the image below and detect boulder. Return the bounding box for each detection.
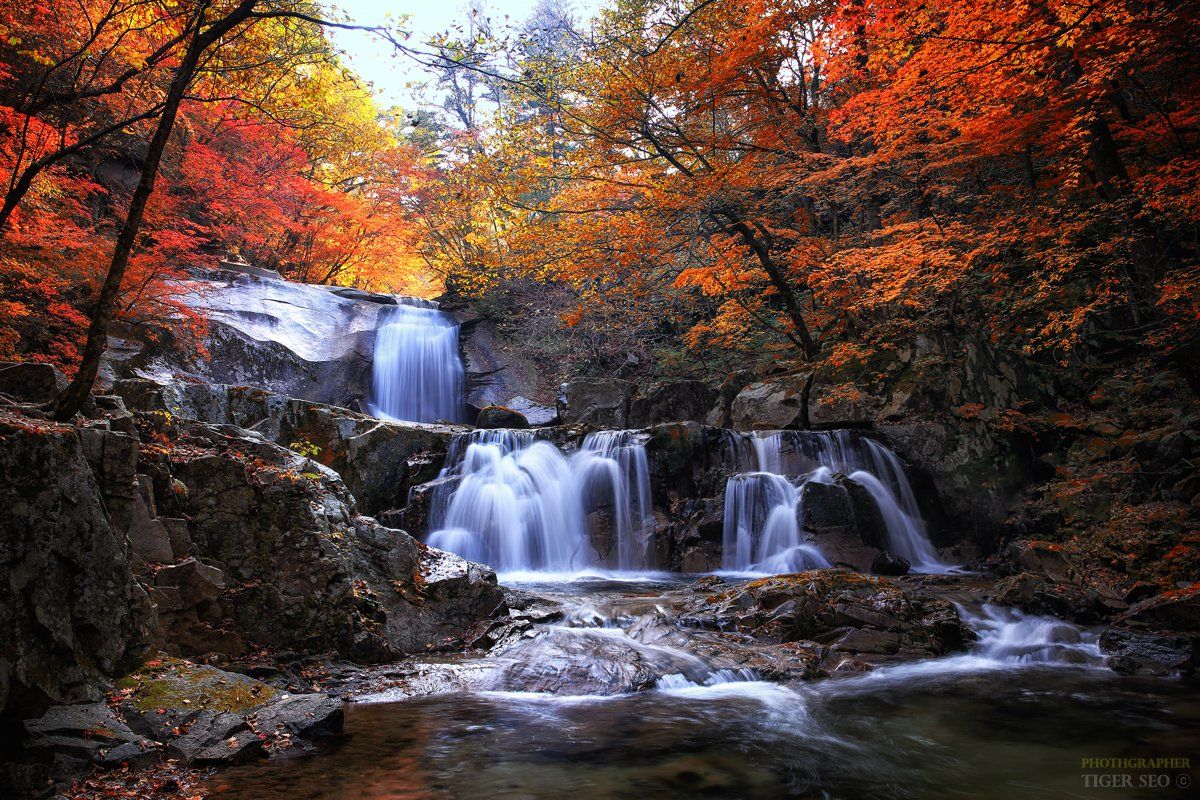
[729,380,806,430]
[483,626,709,695]
[1116,586,1200,633]
[798,481,881,572]
[0,362,67,404]
[0,413,152,719]
[249,693,344,740]
[475,405,530,429]
[557,378,634,427]
[870,552,911,576]
[1100,628,1196,676]
[628,381,717,427]
[681,571,969,663]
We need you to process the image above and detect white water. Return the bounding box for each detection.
[369,299,465,423]
[721,472,831,574]
[426,430,655,571]
[721,430,952,574]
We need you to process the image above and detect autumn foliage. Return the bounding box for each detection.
[0,1,432,370]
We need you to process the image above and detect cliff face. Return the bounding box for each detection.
[0,370,507,726]
[103,267,397,410]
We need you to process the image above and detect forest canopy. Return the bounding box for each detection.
[1,0,1196,391]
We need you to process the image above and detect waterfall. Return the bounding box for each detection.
[963,604,1104,666]
[574,431,654,570]
[369,299,465,423]
[721,430,950,574]
[426,429,655,572]
[721,473,830,574]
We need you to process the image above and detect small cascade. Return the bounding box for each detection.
[369,299,466,423]
[575,431,655,570]
[427,430,588,572]
[425,429,655,572]
[721,430,950,574]
[722,473,830,573]
[963,604,1105,667]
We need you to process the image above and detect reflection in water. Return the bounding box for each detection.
[209,668,1199,800]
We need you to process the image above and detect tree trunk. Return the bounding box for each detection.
[725,218,819,360]
[51,26,208,419]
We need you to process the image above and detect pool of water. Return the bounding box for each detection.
[207,577,1200,800]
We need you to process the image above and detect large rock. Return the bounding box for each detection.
[729,380,806,430]
[474,405,530,429]
[557,378,634,427]
[106,271,392,408]
[482,626,710,695]
[0,413,152,720]
[682,571,968,661]
[628,381,716,427]
[798,480,882,572]
[137,415,503,658]
[0,362,67,404]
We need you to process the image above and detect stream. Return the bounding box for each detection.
[207,575,1200,800]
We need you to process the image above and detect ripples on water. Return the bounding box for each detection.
[208,580,1200,800]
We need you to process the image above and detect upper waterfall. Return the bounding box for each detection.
[369,298,466,423]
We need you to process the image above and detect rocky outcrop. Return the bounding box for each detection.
[134,413,504,659]
[0,362,67,404]
[114,379,461,516]
[557,378,634,427]
[103,270,393,408]
[681,571,969,663]
[0,413,153,720]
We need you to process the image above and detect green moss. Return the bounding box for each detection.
[117,658,276,713]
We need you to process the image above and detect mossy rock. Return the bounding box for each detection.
[117,658,276,713]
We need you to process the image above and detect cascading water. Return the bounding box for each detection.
[369,298,466,423]
[722,472,831,574]
[573,431,655,570]
[721,430,951,574]
[425,429,655,572]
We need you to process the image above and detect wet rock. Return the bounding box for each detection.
[871,552,911,576]
[0,361,67,404]
[1100,628,1196,676]
[557,378,634,427]
[484,626,708,694]
[833,474,890,550]
[503,587,565,623]
[629,381,716,427]
[990,569,1127,624]
[475,405,530,429]
[0,413,152,719]
[398,475,458,536]
[249,694,344,740]
[683,571,968,663]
